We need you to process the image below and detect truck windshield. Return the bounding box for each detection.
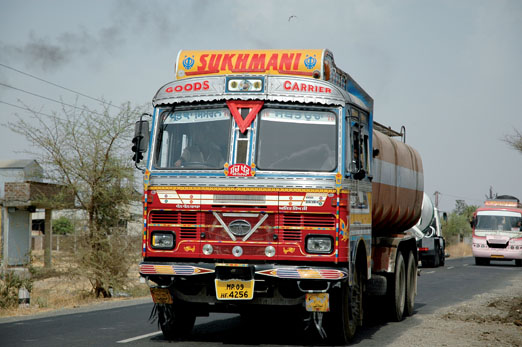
[154,108,231,169]
[255,109,337,171]
[476,212,522,232]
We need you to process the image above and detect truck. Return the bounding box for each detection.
[471,195,522,266]
[409,193,445,267]
[132,49,424,343]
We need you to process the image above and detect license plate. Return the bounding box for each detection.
[215,279,254,300]
[150,287,173,304]
[491,255,504,259]
[305,293,330,312]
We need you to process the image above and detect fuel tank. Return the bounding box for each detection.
[371,130,424,235]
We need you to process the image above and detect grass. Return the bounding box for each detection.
[446,242,473,258]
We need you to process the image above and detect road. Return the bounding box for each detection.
[1,256,521,346]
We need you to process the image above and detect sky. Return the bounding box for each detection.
[0,0,521,213]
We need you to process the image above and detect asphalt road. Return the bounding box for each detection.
[1,256,521,346]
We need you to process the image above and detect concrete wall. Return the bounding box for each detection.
[6,209,31,266]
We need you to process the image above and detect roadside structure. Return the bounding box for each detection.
[0,160,72,268]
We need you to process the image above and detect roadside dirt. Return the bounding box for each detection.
[389,275,522,346]
[388,242,522,346]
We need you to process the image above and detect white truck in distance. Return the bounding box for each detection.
[409,193,445,267]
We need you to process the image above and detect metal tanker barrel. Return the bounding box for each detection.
[371,130,424,235]
[415,192,435,234]
[407,192,436,240]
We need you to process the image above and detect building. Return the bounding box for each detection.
[0,160,71,267]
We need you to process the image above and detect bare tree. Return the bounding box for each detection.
[7,100,144,297]
[504,129,522,153]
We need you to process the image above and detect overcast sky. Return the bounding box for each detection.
[1,0,521,212]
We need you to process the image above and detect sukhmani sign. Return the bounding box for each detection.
[175,49,326,80]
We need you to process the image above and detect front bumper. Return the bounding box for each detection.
[139,261,347,280]
[139,261,348,308]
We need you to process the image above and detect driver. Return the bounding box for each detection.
[174,126,225,168]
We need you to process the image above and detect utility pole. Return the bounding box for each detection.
[434,191,440,209]
[486,186,494,200]
[44,209,53,269]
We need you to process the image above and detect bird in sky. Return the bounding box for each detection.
[288,15,297,22]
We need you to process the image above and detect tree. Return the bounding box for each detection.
[442,200,478,244]
[8,100,144,297]
[52,216,74,235]
[504,129,522,153]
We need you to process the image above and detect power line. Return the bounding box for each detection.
[0,62,125,111]
[437,191,483,204]
[0,81,107,117]
[0,100,56,118]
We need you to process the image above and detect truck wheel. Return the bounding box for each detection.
[433,245,440,267]
[439,246,445,266]
[404,251,417,317]
[515,259,522,267]
[388,252,406,321]
[325,266,361,343]
[157,303,196,340]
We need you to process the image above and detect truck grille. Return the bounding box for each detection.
[180,228,197,239]
[150,211,198,240]
[281,214,335,227]
[281,214,335,242]
[150,211,197,224]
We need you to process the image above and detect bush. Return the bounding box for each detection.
[75,229,138,297]
[442,213,472,245]
[0,272,33,309]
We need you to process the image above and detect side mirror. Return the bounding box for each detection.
[353,168,366,180]
[132,119,149,164]
[470,216,476,228]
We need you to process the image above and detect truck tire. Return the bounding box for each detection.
[515,259,522,267]
[433,244,440,267]
[404,250,417,317]
[157,303,196,340]
[325,266,361,343]
[439,245,445,266]
[388,252,406,321]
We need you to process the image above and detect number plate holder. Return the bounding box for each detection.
[305,293,330,312]
[215,279,254,300]
[150,287,173,304]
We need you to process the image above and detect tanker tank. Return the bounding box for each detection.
[409,192,436,240]
[371,129,424,235]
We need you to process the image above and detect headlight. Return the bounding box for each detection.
[151,232,175,249]
[306,236,333,254]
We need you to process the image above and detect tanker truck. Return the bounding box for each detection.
[132,49,423,343]
[408,193,445,267]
